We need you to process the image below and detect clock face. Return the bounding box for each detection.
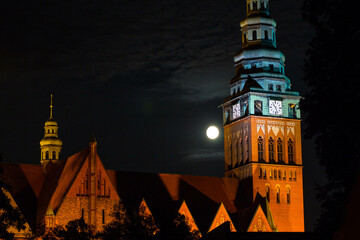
[232,103,241,119]
[269,100,282,115]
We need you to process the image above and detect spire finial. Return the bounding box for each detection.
[50,93,53,119]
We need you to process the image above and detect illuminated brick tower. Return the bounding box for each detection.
[221,0,304,231]
[40,94,62,172]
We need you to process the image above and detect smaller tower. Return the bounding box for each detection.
[40,94,62,172]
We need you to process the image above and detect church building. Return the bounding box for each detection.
[0,0,304,238]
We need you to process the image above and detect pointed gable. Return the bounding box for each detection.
[247,205,272,232]
[208,202,236,233]
[178,200,200,234]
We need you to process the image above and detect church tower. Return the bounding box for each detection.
[40,94,62,172]
[221,0,304,231]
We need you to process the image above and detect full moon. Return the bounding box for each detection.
[206,126,219,140]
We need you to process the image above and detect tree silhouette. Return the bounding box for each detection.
[0,164,27,239]
[99,202,200,240]
[302,0,360,235]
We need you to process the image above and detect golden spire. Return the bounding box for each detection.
[50,93,53,120]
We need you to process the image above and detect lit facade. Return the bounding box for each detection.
[221,0,304,231]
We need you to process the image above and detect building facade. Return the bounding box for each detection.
[221,0,304,231]
[0,0,304,237]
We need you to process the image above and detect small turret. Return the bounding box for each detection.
[40,94,62,172]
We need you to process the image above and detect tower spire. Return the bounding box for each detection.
[40,94,62,173]
[50,93,53,120]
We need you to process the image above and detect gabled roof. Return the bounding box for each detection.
[0,163,44,229]
[36,148,90,226]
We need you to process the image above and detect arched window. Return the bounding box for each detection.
[253,1,257,10]
[269,169,272,179]
[252,30,257,40]
[258,136,264,162]
[286,187,291,204]
[276,186,280,203]
[259,167,262,179]
[247,3,251,12]
[264,30,269,40]
[278,170,281,179]
[45,151,49,160]
[52,151,56,160]
[288,139,294,164]
[269,137,275,162]
[277,138,283,162]
[260,1,265,10]
[265,185,270,203]
[274,168,277,179]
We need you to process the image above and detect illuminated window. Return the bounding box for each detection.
[288,139,294,164]
[269,137,275,162]
[289,104,296,118]
[258,136,264,162]
[287,187,291,204]
[276,187,280,203]
[259,167,262,179]
[269,169,272,179]
[254,100,263,115]
[265,185,270,202]
[277,138,283,162]
[252,30,257,40]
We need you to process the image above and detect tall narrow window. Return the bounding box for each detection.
[258,136,264,162]
[264,30,268,40]
[253,1,257,10]
[278,170,281,179]
[263,168,266,179]
[45,151,49,160]
[288,139,294,164]
[229,143,233,168]
[102,209,105,224]
[287,187,291,204]
[260,1,265,10]
[52,151,56,160]
[259,167,262,179]
[235,140,239,166]
[266,185,270,203]
[252,30,257,40]
[269,169,273,179]
[269,137,275,162]
[277,138,283,163]
[276,187,280,203]
[244,33,247,43]
[272,31,276,44]
[289,104,296,118]
[254,100,263,115]
[274,169,277,179]
[81,209,84,219]
[239,139,243,164]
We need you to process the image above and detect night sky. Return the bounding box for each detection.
[0,0,324,231]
